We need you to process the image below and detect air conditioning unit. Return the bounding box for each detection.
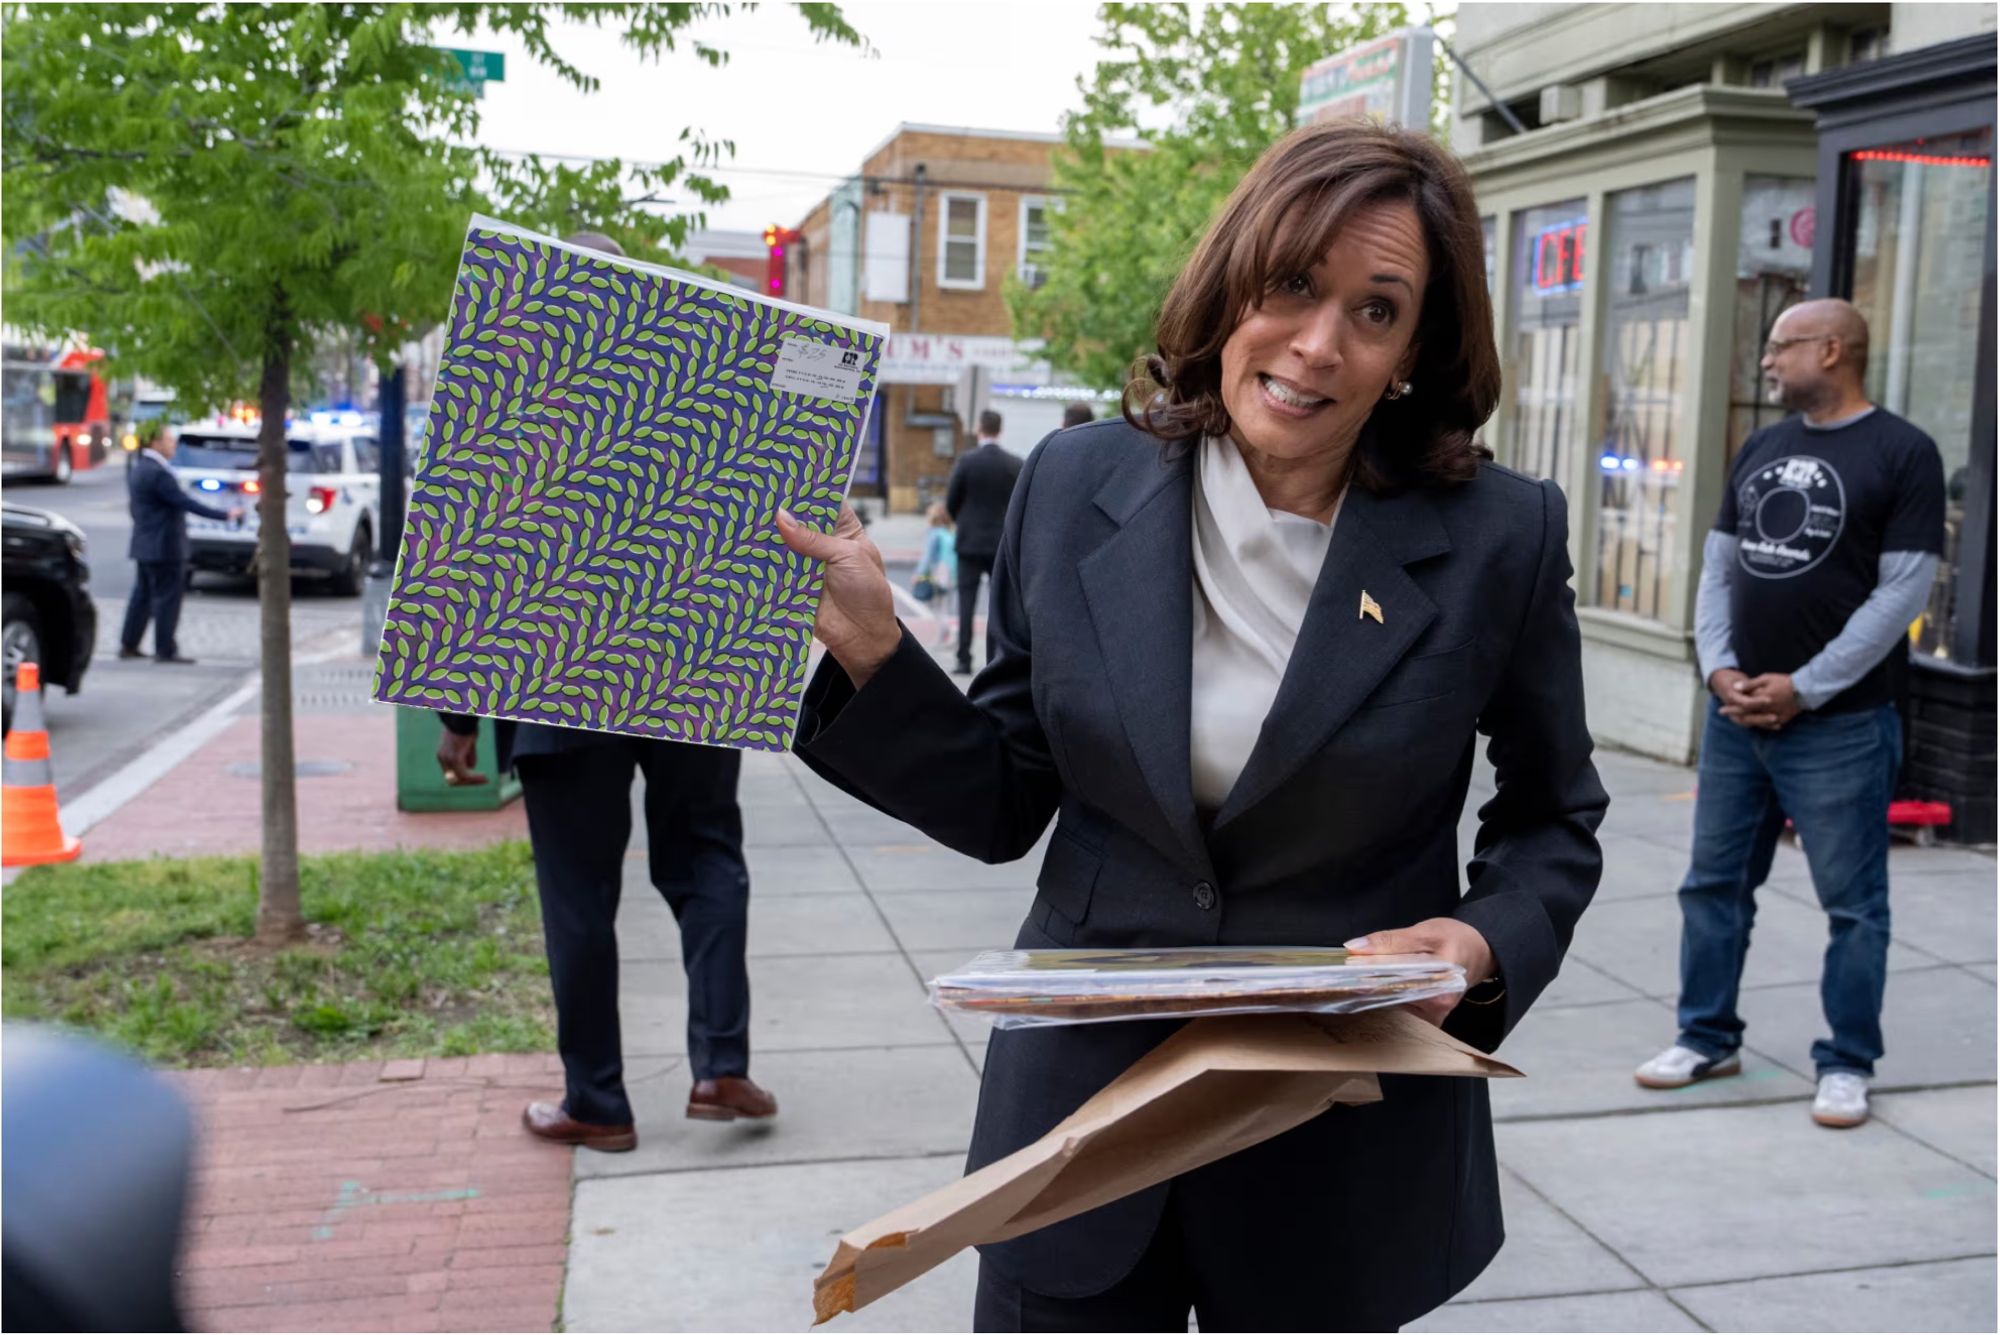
[1540,84,1582,124]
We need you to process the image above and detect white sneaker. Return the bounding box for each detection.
[1812,1072,1871,1128]
[1634,1044,1743,1089]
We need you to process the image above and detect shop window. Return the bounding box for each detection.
[1589,178,1695,621]
[1849,128,1994,663]
[1505,199,1586,483]
[1727,176,1817,461]
[937,193,986,290]
[851,392,885,490]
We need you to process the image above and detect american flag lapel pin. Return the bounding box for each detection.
[1359,591,1384,624]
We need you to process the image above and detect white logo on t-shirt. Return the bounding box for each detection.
[1736,454,1847,579]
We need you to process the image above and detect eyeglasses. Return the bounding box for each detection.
[1763,334,1833,358]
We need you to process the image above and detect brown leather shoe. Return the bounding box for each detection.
[686,1075,777,1121]
[521,1100,636,1151]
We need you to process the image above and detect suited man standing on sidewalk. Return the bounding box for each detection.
[944,409,1023,675]
[434,229,776,1154]
[119,420,239,665]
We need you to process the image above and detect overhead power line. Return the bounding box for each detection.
[474,145,1081,195]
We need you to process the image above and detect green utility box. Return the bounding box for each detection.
[394,705,521,811]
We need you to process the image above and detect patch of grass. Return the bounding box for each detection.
[2,842,555,1068]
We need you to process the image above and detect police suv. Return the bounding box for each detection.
[170,414,381,594]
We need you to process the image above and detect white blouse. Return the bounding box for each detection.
[1189,436,1341,813]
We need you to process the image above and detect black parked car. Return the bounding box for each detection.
[2,502,95,732]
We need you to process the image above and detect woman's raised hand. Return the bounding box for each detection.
[777,503,902,688]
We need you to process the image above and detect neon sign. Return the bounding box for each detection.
[1850,149,1992,169]
[1530,217,1588,295]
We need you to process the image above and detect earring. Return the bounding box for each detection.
[1384,380,1413,401]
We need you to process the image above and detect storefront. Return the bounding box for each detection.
[1790,33,1998,843]
[1461,86,1822,764]
[867,335,1101,512]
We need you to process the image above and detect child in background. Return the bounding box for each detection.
[915,502,956,647]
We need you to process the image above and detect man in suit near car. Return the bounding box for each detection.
[944,409,1023,675]
[433,229,775,1155]
[119,420,239,665]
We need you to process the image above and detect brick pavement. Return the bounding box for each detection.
[81,710,526,862]
[72,691,558,1331]
[166,1055,572,1334]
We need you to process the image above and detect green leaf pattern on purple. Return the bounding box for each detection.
[372,224,884,750]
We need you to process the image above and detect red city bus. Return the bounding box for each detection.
[0,343,110,483]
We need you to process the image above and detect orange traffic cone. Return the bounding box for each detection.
[3,663,81,866]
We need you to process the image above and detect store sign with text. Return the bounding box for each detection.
[878,334,1049,386]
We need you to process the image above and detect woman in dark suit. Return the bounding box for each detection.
[778,121,1608,1333]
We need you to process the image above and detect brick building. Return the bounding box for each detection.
[784,124,1145,513]
[682,229,767,290]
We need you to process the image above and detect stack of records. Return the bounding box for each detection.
[929,947,1465,1029]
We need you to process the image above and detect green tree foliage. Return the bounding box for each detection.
[1009,2,1420,392]
[1,2,862,942]
[1,3,863,402]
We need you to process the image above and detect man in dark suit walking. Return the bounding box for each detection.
[944,409,1023,675]
[436,714,770,1151]
[119,420,238,664]
[431,229,774,1155]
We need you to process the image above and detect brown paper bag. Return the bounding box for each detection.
[813,1008,1520,1323]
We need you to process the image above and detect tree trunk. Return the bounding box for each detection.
[254,309,305,945]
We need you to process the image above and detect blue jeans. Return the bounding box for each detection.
[1676,698,1900,1077]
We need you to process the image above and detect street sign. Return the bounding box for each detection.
[1298,27,1436,131]
[435,47,506,99]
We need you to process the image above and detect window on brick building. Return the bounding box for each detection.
[938,193,986,289]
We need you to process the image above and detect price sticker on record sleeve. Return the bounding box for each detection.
[771,335,867,401]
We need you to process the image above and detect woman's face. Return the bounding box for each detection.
[1219,199,1429,466]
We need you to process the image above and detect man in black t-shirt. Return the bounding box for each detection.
[1635,300,1944,1131]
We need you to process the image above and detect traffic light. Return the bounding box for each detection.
[764,225,801,297]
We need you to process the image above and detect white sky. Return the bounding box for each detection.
[467,2,1110,237]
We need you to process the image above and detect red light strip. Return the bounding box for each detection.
[1851,149,1992,168]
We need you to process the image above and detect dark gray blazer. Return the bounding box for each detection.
[944,440,1024,561]
[796,417,1607,1322]
[127,453,230,563]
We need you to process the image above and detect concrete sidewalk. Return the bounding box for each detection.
[562,648,1997,1332]
[68,639,1993,1331]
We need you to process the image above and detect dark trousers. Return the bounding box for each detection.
[973,1183,1404,1332]
[119,559,185,659]
[956,553,993,670]
[1676,699,1901,1076]
[516,740,749,1127]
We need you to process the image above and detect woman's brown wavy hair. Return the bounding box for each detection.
[1124,120,1501,492]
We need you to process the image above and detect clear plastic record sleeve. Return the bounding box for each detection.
[928,946,1466,1029]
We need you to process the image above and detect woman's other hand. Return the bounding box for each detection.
[777,503,901,688]
[1344,918,1496,1027]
